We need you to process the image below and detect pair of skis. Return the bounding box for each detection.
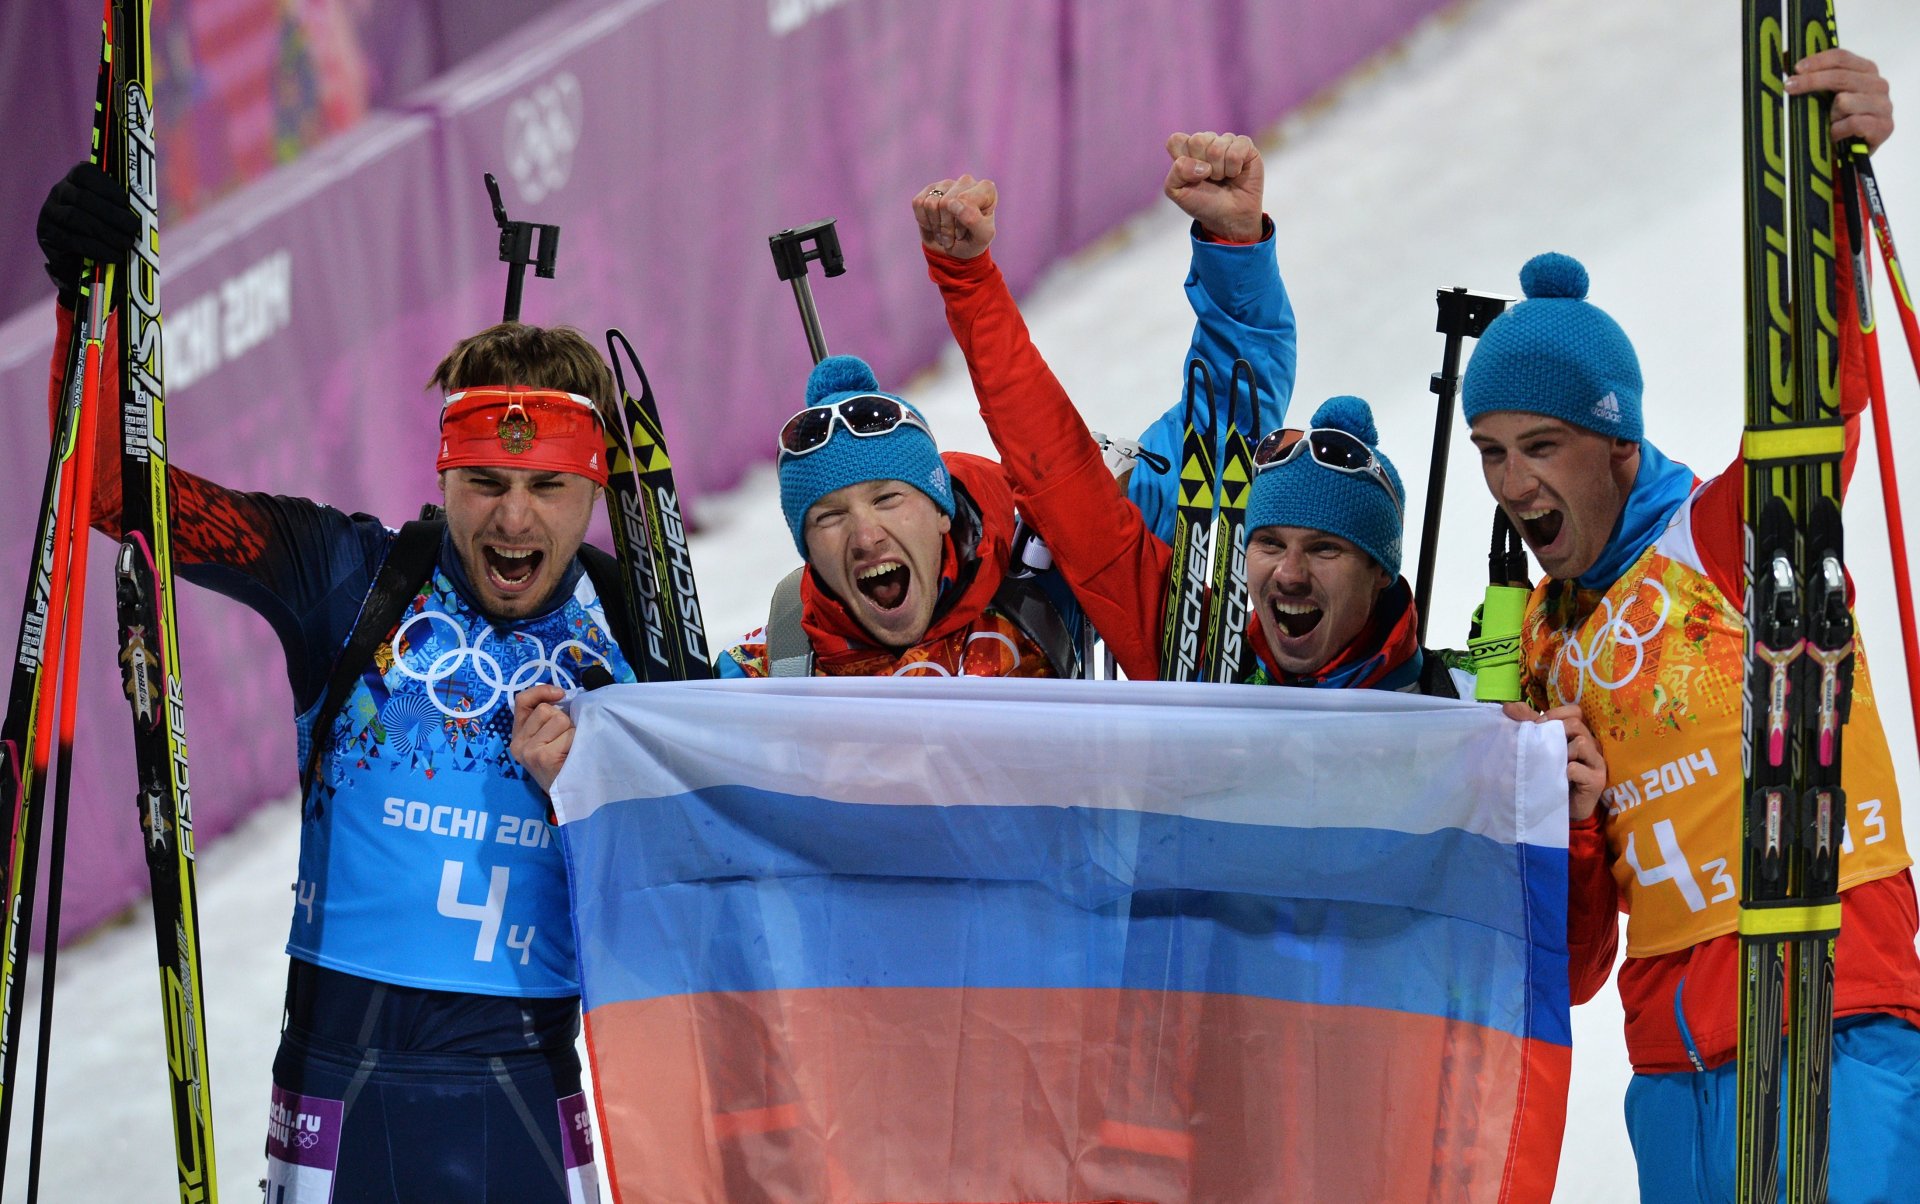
[1160,360,1258,683]
[601,331,712,683]
[1733,2,1851,1200]
[0,0,216,1199]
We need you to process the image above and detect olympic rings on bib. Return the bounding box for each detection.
[391,611,611,720]
[1553,576,1672,702]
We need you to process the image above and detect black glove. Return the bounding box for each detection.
[36,161,138,309]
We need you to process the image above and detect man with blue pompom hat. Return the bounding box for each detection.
[714,353,1077,678]
[1464,241,1920,1201]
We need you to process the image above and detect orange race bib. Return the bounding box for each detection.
[1525,498,1908,957]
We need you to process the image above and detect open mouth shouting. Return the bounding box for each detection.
[1516,507,1565,556]
[856,559,911,612]
[1269,598,1323,640]
[482,544,546,593]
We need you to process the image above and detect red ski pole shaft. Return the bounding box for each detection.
[1861,316,1920,754]
[28,411,87,783]
[1856,162,1920,753]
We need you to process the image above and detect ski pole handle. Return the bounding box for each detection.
[1470,585,1529,703]
[486,172,560,323]
[1470,508,1531,703]
[769,219,845,364]
[1413,286,1511,644]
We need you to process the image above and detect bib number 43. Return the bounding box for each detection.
[1624,799,1889,913]
[437,860,536,964]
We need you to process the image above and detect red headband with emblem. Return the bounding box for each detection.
[436,386,609,486]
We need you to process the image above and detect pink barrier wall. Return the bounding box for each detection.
[0,0,1454,941]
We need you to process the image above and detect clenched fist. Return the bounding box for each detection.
[1163,131,1264,243]
[914,174,998,260]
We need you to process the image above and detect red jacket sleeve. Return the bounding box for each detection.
[46,302,269,567]
[925,247,1176,682]
[1567,813,1619,1005]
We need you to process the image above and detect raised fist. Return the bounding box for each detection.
[913,174,998,260]
[1163,131,1264,243]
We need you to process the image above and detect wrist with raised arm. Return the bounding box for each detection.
[1196,213,1271,245]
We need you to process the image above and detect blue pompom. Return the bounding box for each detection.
[1311,395,1379,446]
[806,354,880,406]
[1519,252,1589,301]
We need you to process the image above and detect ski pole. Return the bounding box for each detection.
[25,262,109,1203]
[485,172,559,323]
[768,219,845,364]
[1849,158,1920,754]
[1413,287,1511,644]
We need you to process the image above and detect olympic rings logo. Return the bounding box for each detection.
[1552,576,1672,702]
[884,631,1024,678]
[391,611,609,720]
[892,661,951,677]
[504,72,583,205]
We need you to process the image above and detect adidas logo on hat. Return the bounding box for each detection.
[1591,391,1622,425]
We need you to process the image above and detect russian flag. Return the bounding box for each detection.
[552,677,1571,1204]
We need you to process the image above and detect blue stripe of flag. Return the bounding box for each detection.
[563,786,1570,1044]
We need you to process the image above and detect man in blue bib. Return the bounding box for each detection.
[38,155,625,1200]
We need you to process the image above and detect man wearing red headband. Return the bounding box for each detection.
[38,160,632,1203]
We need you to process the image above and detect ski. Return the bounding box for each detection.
[1734,1,1848,1199]
[1160,361,1217,682]
[1204,360,1257,683]
[109,0,220,1197]
[0,2,116,1190]
[603,330,711,682]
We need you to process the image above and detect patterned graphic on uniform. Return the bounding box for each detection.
[725,609,1052,679]
[301,571,621,790]
[1523,495,1908,956]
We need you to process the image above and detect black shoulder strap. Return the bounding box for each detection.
[301,516,444,797]
[1416,648,1463,699]
[575,541,646,671]
[991,574,1082,680]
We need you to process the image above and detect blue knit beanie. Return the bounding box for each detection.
[1461,252,1643,442]
[1245,395,1405,578]
[778,355,954,556]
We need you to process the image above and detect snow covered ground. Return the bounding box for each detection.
[7,0,1920,1198]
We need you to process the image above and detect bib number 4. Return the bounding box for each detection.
[436,860,536,964]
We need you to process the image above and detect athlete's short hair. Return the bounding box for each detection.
[429,323,619,430]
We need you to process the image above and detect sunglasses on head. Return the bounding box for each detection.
[1251,426,1402,518]
[777,394,933,459]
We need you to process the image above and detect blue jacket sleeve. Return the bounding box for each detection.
[1128,221,1297,544]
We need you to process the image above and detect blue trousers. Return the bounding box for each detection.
[265,962,596,1204]
[1625,1014,1920,1203]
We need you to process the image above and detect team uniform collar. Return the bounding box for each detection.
[1575,438,1697,591]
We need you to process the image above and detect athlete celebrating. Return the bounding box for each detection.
[1463,234,1920,1196]
[37,166,627,1202]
